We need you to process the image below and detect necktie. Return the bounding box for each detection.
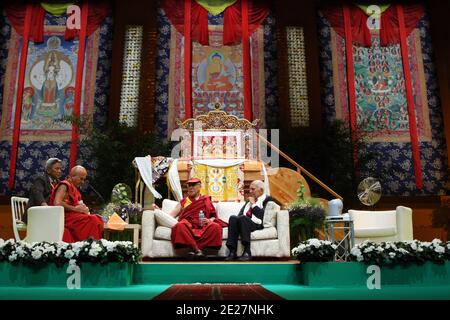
[246,206,252,218]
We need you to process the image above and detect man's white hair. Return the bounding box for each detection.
[251,180,265,191]
[45,158,62,172]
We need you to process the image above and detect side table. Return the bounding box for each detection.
[103,224,141,248]
[324,214,355,261]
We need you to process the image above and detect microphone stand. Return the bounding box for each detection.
[85,182,106,204]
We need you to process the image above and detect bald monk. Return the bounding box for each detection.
[50,165,103,243]
[153,177,227,257]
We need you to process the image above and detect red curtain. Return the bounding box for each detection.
[5,3,45,43]
[162,0,209,45]
[321,4,424,47]
[380,4,424,46]
[8,3,33,190]
[65,1,110,40]
[162,0,268,45]
[69,1,89,169]
[5,1,109,43]
[223,0,269,45]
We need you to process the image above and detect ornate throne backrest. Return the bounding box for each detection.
[176,105,259,160]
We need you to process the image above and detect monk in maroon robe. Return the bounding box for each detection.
[49,165,103,242]
[153,177,227,257]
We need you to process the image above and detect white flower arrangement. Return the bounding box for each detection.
[292,238,450,264]
[0,239,141,266]
[292,238,338,262]
[349,239,450,265]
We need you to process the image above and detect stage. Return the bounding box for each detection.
[1,260,450,300]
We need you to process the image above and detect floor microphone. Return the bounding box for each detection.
[86,182,106,203]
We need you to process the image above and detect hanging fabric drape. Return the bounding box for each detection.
[161,0,268,46]
[241,0,252,121]
[64,1,110,40]
[5,1,109,185]
[321,4,425,189]
[69,0,89,169]
[222,0,269,45]
[195,0,237,16]
[40,2,74,16]
[396,4,423,189]
[5,3,45,43]
[342,5,358,169]
[8,3,33,190]
[162,0,268,122]
[5,1,109,43]
[184,0,193,120]
[161,0,209,45]
[321,4,424,47]
[379,4,424,46]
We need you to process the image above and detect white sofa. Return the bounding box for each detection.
[348,206,413,244]
[141,199,290,258]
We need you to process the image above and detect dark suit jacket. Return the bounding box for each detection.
[237,195,274,227]
[24,174,57,223]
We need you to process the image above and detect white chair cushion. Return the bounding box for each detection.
[161,199,179,214]
[251,227,278,240]
[354,227,397,238]
[154,226,172,240]
[222,227,278,240]
[348,209,397,231]
[155,224,277,241]
[263,201,279,228]
[216,202,244,223]
[222,227,228,239]
[154,209,178,228]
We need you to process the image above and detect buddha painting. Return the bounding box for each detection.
[200,51,235,92]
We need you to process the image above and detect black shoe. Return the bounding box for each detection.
[238,251,251,261]
[225,250,237,261]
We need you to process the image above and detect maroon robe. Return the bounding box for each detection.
[49,180,103,243]
[171,195,227,251]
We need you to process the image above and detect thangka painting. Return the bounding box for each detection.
[193,131,243,159]
[168,25,265,135]
[0,26,99,141]
[332,28,432,142]
[191,162,245,202]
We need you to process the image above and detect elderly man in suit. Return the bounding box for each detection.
[25,158,62,222]
[226,180,273,261]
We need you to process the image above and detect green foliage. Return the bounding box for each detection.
[111,183,133,205]
[288,181,327,246]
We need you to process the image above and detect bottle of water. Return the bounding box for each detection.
[199,210,205,227]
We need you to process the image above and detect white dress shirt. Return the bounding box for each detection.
[242,193,267,225]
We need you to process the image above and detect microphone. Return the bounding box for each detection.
[85,181,106,204]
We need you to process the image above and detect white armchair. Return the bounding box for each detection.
[141,199,291,258]
[348,206,413,244]
[26,206,65,243]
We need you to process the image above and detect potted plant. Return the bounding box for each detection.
[292,239,337,262]
[99,183,143,224]
[287,182,327,247]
